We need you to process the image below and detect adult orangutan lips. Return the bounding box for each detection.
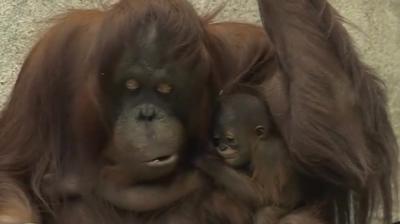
[145,153,178,167]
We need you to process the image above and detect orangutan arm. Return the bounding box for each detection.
[97,170,205,212]
[0,175,38,224]
[196,158,263,208]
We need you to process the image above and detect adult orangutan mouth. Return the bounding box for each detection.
[145,154,178,167]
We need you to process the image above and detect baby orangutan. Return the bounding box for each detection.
[197,91,309,224]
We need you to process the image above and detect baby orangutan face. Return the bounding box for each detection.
[213,93,270,168]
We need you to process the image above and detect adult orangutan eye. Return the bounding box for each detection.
[125,78,140,91]
[157,83,173,94]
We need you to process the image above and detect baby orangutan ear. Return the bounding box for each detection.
[255,125,266,138]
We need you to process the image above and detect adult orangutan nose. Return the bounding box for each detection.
[136,104,158,121]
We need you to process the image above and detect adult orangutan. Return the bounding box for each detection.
[0,1,254,223]
[0,0,397,224]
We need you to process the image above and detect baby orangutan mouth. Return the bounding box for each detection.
[146,154,179,167]
[217,146,238,159]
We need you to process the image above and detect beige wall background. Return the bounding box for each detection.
[0,0,399,221]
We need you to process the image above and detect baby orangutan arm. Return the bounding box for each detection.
[254,206,289,224]
[97,168,205,212]
[196,157,263,208]
[255,206,326,224]
[277,207,325,224]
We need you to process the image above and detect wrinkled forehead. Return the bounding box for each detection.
[119,23,169,68]
[94,0,208,75]
[111,20,210,81]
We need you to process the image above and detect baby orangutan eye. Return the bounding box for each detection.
[255,125,266,137]
[212,136,220,146]
[125,79,140,91]
[157,83,173,94]
[225,136,237,145]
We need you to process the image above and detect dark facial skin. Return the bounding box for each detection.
[94,26,209,211]
[103,24,207,180]
[213,93,270,168]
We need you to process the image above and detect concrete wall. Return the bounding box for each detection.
[0,0,399,221]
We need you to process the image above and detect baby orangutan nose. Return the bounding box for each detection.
[217,144,238,159]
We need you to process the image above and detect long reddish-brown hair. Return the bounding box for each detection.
[0,0,397,223]
[256,0,398,223]
[0,0,221,219]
